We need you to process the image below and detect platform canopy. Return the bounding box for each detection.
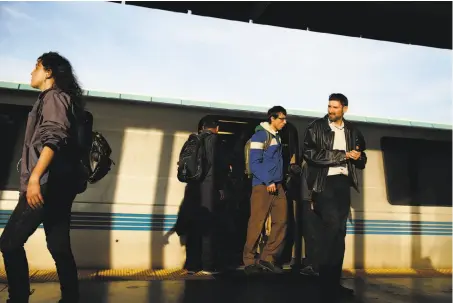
[111,1,452,50]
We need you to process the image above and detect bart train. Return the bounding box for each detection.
[0,85,451,271]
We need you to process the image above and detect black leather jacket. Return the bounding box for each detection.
[303,115,367,193]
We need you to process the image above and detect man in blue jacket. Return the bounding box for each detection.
[243,106,288,274]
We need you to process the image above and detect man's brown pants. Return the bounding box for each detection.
[243,184,287,266]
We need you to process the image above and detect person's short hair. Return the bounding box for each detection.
[329,93,348,107]
[267,105,287,122]
[202,117,219,129]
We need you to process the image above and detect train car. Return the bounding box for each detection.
[0,82,451,272]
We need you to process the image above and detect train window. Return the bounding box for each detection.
[0,104,30,190]
[381,136,452,207]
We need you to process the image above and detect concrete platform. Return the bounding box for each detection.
[0,273,450,303]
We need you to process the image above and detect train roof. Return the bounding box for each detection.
[0,81,451,131]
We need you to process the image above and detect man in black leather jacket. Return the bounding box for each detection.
[303,93,367,302]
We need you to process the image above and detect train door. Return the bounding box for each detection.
[199,114,299,267]
[199,115,299,178]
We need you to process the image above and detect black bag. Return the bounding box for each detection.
[177,132,208,183]
[72,107,114,193]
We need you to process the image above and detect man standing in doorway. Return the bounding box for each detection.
[303,93,367,302]
[243,106,288,274]
[184,118,228,274]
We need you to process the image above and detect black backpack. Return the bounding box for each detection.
[72,106,114,193]
[177,132,209,183]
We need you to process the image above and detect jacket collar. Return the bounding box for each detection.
[259,121,278,136]
[322,114,352,132]
[38,85,60,100]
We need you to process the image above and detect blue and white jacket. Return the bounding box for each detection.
[250,122,284,187]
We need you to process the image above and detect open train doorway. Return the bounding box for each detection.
[198,114,299,267]
[198,115,300,179]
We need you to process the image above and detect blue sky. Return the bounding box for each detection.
[0,1,451,124]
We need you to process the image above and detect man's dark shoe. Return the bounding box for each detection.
[300,265,319,276]
[339,285,354,297]
[258,260,283,273]
[244,264,263,275]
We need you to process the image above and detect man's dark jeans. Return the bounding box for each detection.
[0,180,79,303]
[312,175,351,302]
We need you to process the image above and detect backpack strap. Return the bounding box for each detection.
[263,131,273,151]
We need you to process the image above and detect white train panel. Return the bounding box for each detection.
[0,90,450,271]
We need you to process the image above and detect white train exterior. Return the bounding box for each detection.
[0,82,451,271]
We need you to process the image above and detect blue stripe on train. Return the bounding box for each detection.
[0,210,450,235]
